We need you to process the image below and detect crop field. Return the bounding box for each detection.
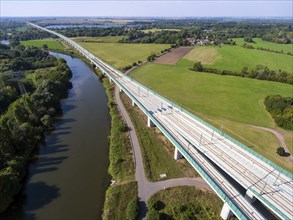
[130,59,293,171]
[76,42,170,69]
[141,28,181,33]
[184,45,293,73]
[71,36,125,43]
[21,39,63,50]
[233,38,293,54]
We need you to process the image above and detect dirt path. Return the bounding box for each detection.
[251,125,293,163]
[114,85,210,219]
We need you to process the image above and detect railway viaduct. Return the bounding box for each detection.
[29,22,293,220]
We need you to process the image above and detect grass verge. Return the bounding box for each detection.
[103,181,138,220]
[102,79,135,182]
[147,186,223,220]
[120,92,197,181]
[101,79,137,220]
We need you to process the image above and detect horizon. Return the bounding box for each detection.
[1,1,292,17]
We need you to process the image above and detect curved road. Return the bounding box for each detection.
[114,85,210,219]
[251,125,293,163]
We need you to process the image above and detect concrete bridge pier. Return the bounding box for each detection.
[132,100,136,107]
[174,148,183,160]
[119,87,122,93]
[220,202,233,220]
[245,190,256,203]
[147,117,155,127]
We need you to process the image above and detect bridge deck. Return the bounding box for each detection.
[29,22,293,220]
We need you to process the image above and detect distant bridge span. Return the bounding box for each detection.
[29,22,293,220]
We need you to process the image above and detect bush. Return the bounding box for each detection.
[146,209,160,220]
[193,62,203,72]
[126,196,139,220]
[277,147,286,156]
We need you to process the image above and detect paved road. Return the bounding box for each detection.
[30,22,293,220]
[114,85,210,219]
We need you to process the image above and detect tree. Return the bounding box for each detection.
[41,114,53,129]
[241,66,248,76]
[42,44,48,50]
[193,62,203,72]
[276,147,286,156]
[244,36,253,43]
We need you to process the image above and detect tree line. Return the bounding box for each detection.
[242,43,293,56]
[1,19,292,46]
[0,45,72,212]
[264,95,293,130]
[192,62,293,85]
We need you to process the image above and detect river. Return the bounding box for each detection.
[1,52,111,220]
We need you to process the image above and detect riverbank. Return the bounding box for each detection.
[101,79,138,220]
[0,49,72,213]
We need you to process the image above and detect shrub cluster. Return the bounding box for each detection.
[264,95,293,130]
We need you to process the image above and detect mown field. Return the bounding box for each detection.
[130,59,293,171]
[233,38,293,54]
[184,45,293,73]
[21,39,63,50]
[72,36,125,43]
[75,41,170,69]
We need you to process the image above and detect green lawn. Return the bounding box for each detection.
[233,38,293,54]
[184,45,293,73]
[130,60,293,171]
[75,42,170,69]
[141,28,181,33]
[71,36,125,43]
[21,39,63,50]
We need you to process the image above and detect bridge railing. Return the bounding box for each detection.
[50,23,292,180]
[69,38,293,220]
[100,65,249,220]
[95,61,293,180]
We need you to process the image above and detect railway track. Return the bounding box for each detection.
[28,22,293,220]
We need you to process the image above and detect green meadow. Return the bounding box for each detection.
[72,36,125,43]
[233,38,293,54]
[21,39,63,50]
[130,59,293,171]
[184,45,293,73]
[76,42,170,69]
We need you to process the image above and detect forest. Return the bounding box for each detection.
[1,19,292,46]
[0,44,72,212]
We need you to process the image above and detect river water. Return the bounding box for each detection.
[1,52,111,220]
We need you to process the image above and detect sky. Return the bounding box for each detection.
[1,0,292,18]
